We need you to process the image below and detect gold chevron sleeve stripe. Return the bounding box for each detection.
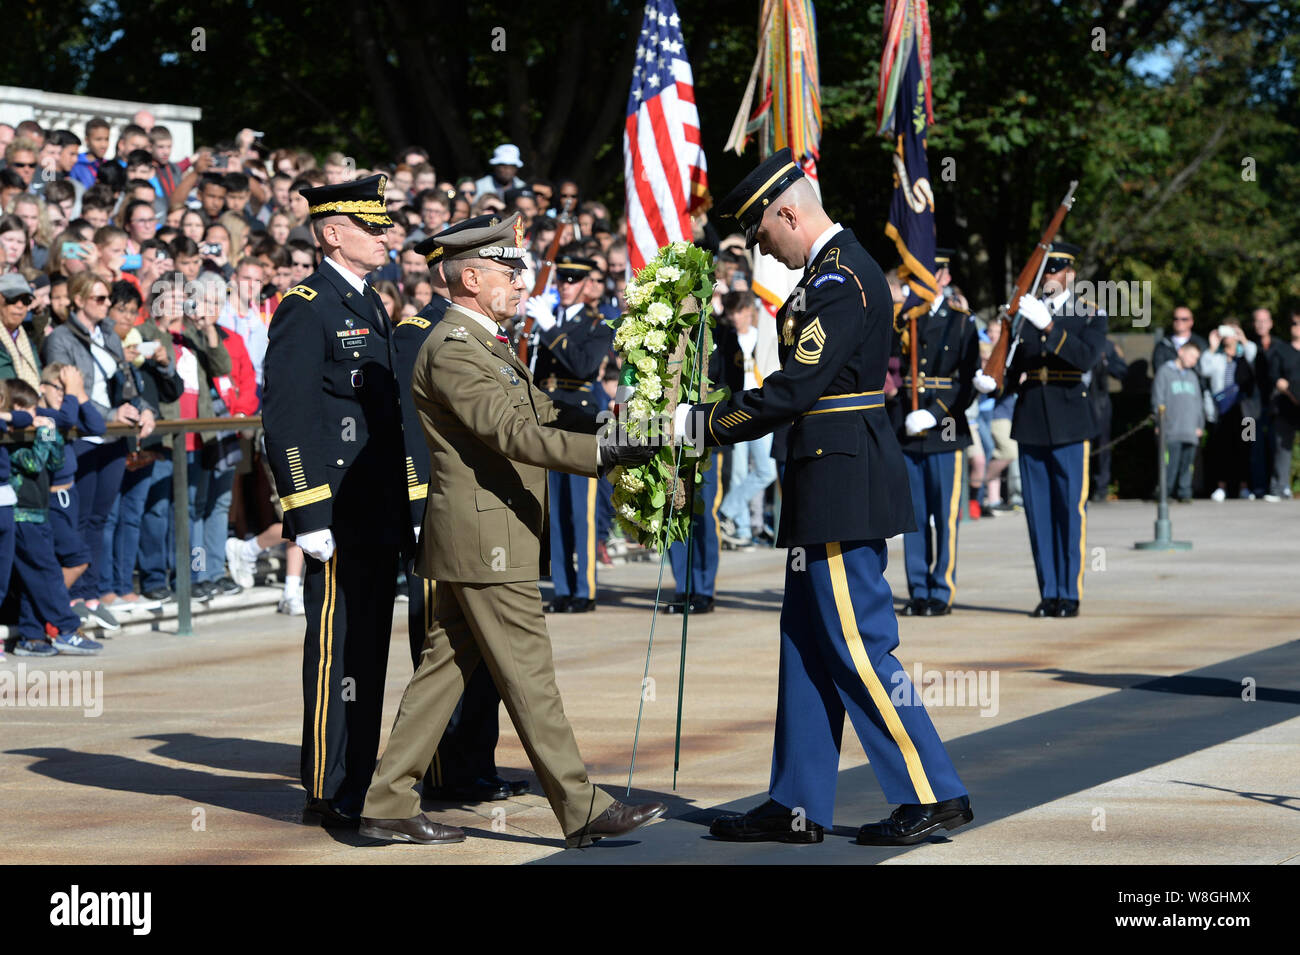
[826,541,937,804]
[795,317,826,365]
[408,483,428,501]
[281,484,331,511]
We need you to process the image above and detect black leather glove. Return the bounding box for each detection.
[598,425,659,474]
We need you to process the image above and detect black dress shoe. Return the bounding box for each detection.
[708,798,824,844]
[661,594,687,614]
[1055,599,1080,617]
[667,595,714,614]
[423,776,513,802]
[565,799,667,848]
[494,775,530,797]
[359,813,466,845]
[900,597,927,617]
[302,797,361,829]
[565,598,596,613]
[926,598,952,616]
[543,596,571,613]
[1030,598,1059,618]
[856,795,973,846]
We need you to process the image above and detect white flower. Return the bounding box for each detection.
[618,503,639,521]
[642,329,668,353]
[645,301,672,326]
[619,472,646,493]
[671,241,689,254]
[624,282,651,308]
[656,266,682,284]
[638,373,663,401]
[635,356,658,376]
[628,395,653,422]
[615,319,646,350]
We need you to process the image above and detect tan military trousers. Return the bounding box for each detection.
[364,579,615,837]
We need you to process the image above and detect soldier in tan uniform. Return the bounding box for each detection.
[360,214,665,847]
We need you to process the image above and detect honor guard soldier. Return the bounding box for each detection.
[262,174,414,827]
[391,240,528,803]
[360,213,665,847]
[522,255,614,613]
[676,149,972,847]
[1004,241,1106,618]
[665,323,742,614]
[897,248,980,616]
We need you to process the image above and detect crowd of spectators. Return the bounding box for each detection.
[1,110,1295,658]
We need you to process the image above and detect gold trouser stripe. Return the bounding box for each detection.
[1077,440,1090,597]
[408,483,428,501]
[282,483,331,511]
[711,453,723,541]
[312,552,337,797]
[826,541,937,804]
[585,478,597,598]
[943,449,963,606]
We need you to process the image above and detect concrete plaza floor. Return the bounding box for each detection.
[2,499,1297,865]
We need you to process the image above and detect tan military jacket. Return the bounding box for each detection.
[413,303,599,583]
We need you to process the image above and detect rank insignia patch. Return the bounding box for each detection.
[795,317,826,365]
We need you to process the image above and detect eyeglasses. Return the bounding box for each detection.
[10,161,35,170]
[291,260,313,269]
[475,265,525,283]
[87,294,110,304]
[4,294,34,306]
[132,215,157,225]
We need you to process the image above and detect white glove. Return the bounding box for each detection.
[673,402,695,446]
[296,529,335,562]
[973,371,998,394]
[525,296,556,331]
[1018,294,1051,330]
[904,409,938,436]
[413,524,421,543]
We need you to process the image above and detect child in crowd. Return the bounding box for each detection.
[5,379,102,656]
[1152,340,1206,502]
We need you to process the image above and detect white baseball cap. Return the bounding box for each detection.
[489,144,523,168]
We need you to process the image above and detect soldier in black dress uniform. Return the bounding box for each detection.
[262,174,414,827]
[677,149,972,847]
[897,248,980,616]
[522,255,614,613]
[1003,242,1106,618]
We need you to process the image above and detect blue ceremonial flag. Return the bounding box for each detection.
[879,0,938,318]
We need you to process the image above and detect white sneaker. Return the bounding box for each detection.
[1210,488,1226,502]
[1264,494,1282,503]
[226,537,257,590]
[277,594,305,616]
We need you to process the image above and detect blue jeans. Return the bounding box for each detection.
[104,459,153,594]
[71,439,128,599]
[720,433,776,539]
[138,453,174,592]
[188,451,234,583]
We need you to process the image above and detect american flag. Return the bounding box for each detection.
[623,0,709,273]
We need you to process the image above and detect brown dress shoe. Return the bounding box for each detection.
[359,813,466,845]
[565,800,667,848]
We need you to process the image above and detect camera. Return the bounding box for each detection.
[200,242,223,257]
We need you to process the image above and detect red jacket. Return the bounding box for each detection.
[214,326,260,416]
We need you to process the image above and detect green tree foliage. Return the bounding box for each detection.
[5,0,1295,328]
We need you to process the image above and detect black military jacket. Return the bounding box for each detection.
[1007,290,1107,447]
[532,302,613,422]
[262,262,411,546]
[897,297,979,454]
[392,295,450,526]
[691,227,915,547]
